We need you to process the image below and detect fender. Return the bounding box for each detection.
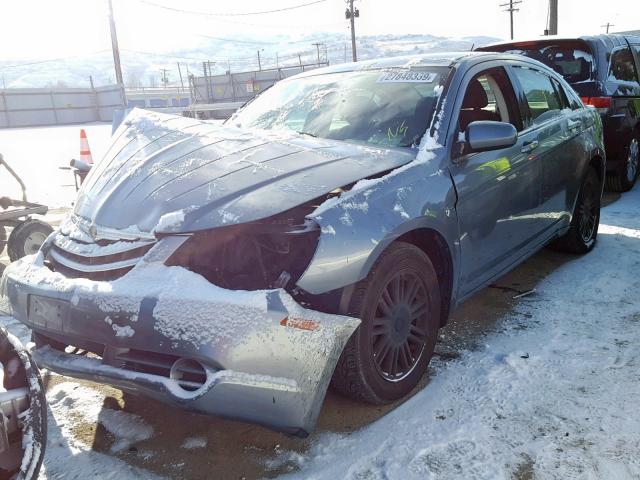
[297,156,460,303]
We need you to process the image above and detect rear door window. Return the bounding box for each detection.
[608,47,639,83]
[512,67,563,127]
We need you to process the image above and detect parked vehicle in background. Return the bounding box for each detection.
[1,52,605,436]
[477,34,640,192]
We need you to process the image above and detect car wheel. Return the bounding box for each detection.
[552,167,601,254]
[331,241,441,404]
[605,136,639,192]
[7,219,53,262]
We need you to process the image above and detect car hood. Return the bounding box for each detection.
[74,109,416,234]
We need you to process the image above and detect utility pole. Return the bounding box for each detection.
[257,49,262,71]
[312,43,324,64]
[601,22,614,33]
[500,0,522,40]
[107,0,124,85]
[177,62,184,91]
[160,68,169,87]
[548,0,558,35]
[298,53,302,66]
[345,0,359,62]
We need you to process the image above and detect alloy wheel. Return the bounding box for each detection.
[625,138,639,184]
[371,271,431,382]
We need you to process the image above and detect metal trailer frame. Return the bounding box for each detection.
[0,154,49,251]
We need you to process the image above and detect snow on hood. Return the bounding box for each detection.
[74,109,416,234]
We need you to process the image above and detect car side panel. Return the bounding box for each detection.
[297,156,460,298]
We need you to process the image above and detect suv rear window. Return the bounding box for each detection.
[487,42,594,83]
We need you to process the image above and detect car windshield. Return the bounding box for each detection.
[230,68,448,148]
[500,43,594,83]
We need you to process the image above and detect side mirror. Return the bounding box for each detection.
[465,121,517,153]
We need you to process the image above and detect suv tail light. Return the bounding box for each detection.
[581,96,612,113]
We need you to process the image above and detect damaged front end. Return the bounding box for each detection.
[1,194,360,436]
[164,206,321,292]
[1,109,425,435]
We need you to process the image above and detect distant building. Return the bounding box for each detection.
[125,88,190,113]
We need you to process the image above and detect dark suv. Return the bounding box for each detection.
[478,35,640,191]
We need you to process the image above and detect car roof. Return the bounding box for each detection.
[288,51,541,81]
[479,33,640,51]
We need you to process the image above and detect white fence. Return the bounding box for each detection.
[0,84,126,128]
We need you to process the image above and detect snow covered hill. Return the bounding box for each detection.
[1,33,500,89]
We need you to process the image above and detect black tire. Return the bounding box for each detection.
[7,219,53,262]
[552,167,601,254]
[605,136,639,192]
[331,242,441,404]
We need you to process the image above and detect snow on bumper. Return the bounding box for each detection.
[0,249,360,436]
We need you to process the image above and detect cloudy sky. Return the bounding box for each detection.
[0,0,638,63]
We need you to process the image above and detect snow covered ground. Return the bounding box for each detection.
[273,188,640,479]
[1,123,114,209]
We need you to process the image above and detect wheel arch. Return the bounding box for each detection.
[343,225,456,328]
[589,152,606,183]
[394,228,454,327]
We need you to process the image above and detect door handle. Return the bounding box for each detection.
[521,140,539,153]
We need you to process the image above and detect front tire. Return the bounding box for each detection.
[552,167,601,254]
[331,242,441,404]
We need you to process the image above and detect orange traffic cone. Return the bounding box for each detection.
[80,129,93,165]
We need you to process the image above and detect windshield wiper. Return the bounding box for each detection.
[296,131,318,138]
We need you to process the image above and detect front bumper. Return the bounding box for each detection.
[0,251,359,436]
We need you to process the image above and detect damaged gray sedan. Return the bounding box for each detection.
[0,52,605,436]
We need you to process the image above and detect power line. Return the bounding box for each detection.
[121,48,210,62]
[136,0,328,17]
[1,50,110,69]
[196,34,278,46]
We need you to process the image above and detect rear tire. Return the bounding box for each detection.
[7,219,53,262]
[552,167,601,254]
[605,136,639,192]
[331,242,441,404]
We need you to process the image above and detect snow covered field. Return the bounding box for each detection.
[1,123,114,209]
[1,121,639,478]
